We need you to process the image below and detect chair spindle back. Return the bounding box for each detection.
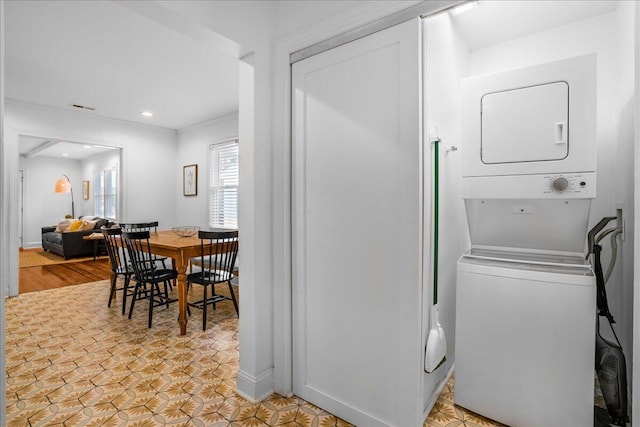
[197,230,239,282]
[123,231,157,283]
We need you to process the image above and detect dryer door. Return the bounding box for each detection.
[481,81,568,164]
[461,54,596,178]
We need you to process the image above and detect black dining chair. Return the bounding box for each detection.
[119,221,161,233]
[120,221,170,269]
[123,230,179,328]
[187,229,239,331]
[101,226,134,315]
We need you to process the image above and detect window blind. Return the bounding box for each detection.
[104,169,117,219]
[93,168,117,219]
[209,140,239,229]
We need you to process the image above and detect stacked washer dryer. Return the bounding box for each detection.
[454,54,597,426]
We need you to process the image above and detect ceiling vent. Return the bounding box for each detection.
[70,103,96,111]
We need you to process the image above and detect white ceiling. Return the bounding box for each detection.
[5,0,239,132]
[450,1,619,51]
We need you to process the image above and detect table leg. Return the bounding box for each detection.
[176,261,188,335]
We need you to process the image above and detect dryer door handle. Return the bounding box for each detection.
[555,122,567,144]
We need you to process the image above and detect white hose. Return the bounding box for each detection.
[604,229,622,284]
[595,227,623,285]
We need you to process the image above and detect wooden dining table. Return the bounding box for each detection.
[146,230,203,335]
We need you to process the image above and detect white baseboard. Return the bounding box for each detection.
[236,367,274,403]
[423,363,455,421]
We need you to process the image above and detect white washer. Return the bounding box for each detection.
[455,251,595,427]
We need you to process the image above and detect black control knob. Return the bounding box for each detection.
[552,177,569,192]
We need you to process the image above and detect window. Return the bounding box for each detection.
[209,140,238,229]
[94,168,117,219]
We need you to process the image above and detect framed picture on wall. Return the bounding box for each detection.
[82,180,90,200]
[183,164,198,196]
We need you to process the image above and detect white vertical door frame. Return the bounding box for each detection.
[18,169,23,248]
[0,0,7,425]
[292,18,425,427]
[0,33,18,299]
[632,1,639,423]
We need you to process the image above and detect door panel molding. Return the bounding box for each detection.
[292,18,425,427]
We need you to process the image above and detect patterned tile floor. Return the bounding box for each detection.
[424,378,504,427]
[4,279,544,426]
[5,280,355,426]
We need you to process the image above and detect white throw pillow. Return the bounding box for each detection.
[54,219,73,233]
[78,219,97,231]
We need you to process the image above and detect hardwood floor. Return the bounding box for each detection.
[19,257,110,293]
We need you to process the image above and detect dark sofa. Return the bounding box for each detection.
[41,217,112,259]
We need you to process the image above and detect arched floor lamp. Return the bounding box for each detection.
[54,175,75,218]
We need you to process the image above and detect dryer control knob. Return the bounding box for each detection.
[552,177,569,192]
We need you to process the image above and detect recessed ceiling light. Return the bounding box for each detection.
[84,145,92,149]
[62,153,69,157]
[141,111,153,117]
[450,1,477,16]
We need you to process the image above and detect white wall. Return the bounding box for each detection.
[18,155,82,247]
[613,3,637,401]
[633,2,640,421]
[5,100,179,234]
[423,12,470,410]
[467,4,636,398]
[175,112,238,228]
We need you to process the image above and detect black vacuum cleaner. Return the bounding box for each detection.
[588,217,629,426]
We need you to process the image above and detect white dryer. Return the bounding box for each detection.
[455,54,597,426]
[461,54,596,184]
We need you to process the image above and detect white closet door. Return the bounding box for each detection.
[292,19,423,427]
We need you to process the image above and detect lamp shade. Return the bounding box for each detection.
[55,177,72,193]
[55,175,75,218]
